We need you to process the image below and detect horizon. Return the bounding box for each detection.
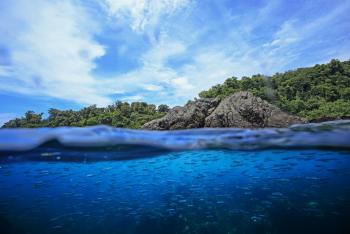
[1,0,350,126]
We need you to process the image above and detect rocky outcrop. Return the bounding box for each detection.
[142,91,306,130]
[204,91,306,128]
[142,98,220,130]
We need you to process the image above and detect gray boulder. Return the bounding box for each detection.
[142,98,220,130]
[205,91,306,128]
[142,91,306,130]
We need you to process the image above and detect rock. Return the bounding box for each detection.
[205,91,306,128]
[142,91,306,130]
[142,98,220,130]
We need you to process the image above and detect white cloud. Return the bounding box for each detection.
[102,34,192,104]
[103,28,267,105]
[0,0,196,106]
[0,0,110,106]
[0,0,349,109]
[143,84,163,91]
[179,48,265,95]
[142,32,186,66]
[170,77,193,90]
[262,2,350,61]
[102,0,190,32]
[263,20,300,48]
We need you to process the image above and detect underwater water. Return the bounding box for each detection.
[0,121,350,234]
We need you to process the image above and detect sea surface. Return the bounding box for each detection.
[0,121,350,234]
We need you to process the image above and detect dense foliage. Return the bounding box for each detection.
[199,59,350,120]
[2,102,169,128]
[2,59,350,128]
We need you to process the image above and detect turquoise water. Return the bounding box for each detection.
[0,121,350,234]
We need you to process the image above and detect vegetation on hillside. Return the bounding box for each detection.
[2,59,350,128]
[199,59,350,120]
[2,102,169,128]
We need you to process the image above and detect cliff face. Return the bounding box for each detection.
[142,91,306,130]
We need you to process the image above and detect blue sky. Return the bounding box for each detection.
[0,0,350,125]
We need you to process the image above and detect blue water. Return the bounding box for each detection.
[0,121,350,234]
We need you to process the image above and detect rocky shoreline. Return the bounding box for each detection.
[142,91,306,130]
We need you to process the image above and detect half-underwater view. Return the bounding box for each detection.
[1,1,350,234]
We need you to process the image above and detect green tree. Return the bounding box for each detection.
[158,104,170,113]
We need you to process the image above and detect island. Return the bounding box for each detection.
[2,59,350,129]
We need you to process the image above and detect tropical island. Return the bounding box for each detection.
[2,59,350,129]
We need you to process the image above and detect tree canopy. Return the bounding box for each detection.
[199,59,350,120]
[2,102,169,129]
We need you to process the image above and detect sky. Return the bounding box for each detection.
[0,0,350,125]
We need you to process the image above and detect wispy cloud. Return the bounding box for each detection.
[101,0,191,32]
[260,1,350,69]
[0,0,109,106]
[101,33,193,105]
[0,0,349,110]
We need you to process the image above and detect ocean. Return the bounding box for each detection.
[0,121,350,234]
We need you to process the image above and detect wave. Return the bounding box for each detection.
[0,120,350,152]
